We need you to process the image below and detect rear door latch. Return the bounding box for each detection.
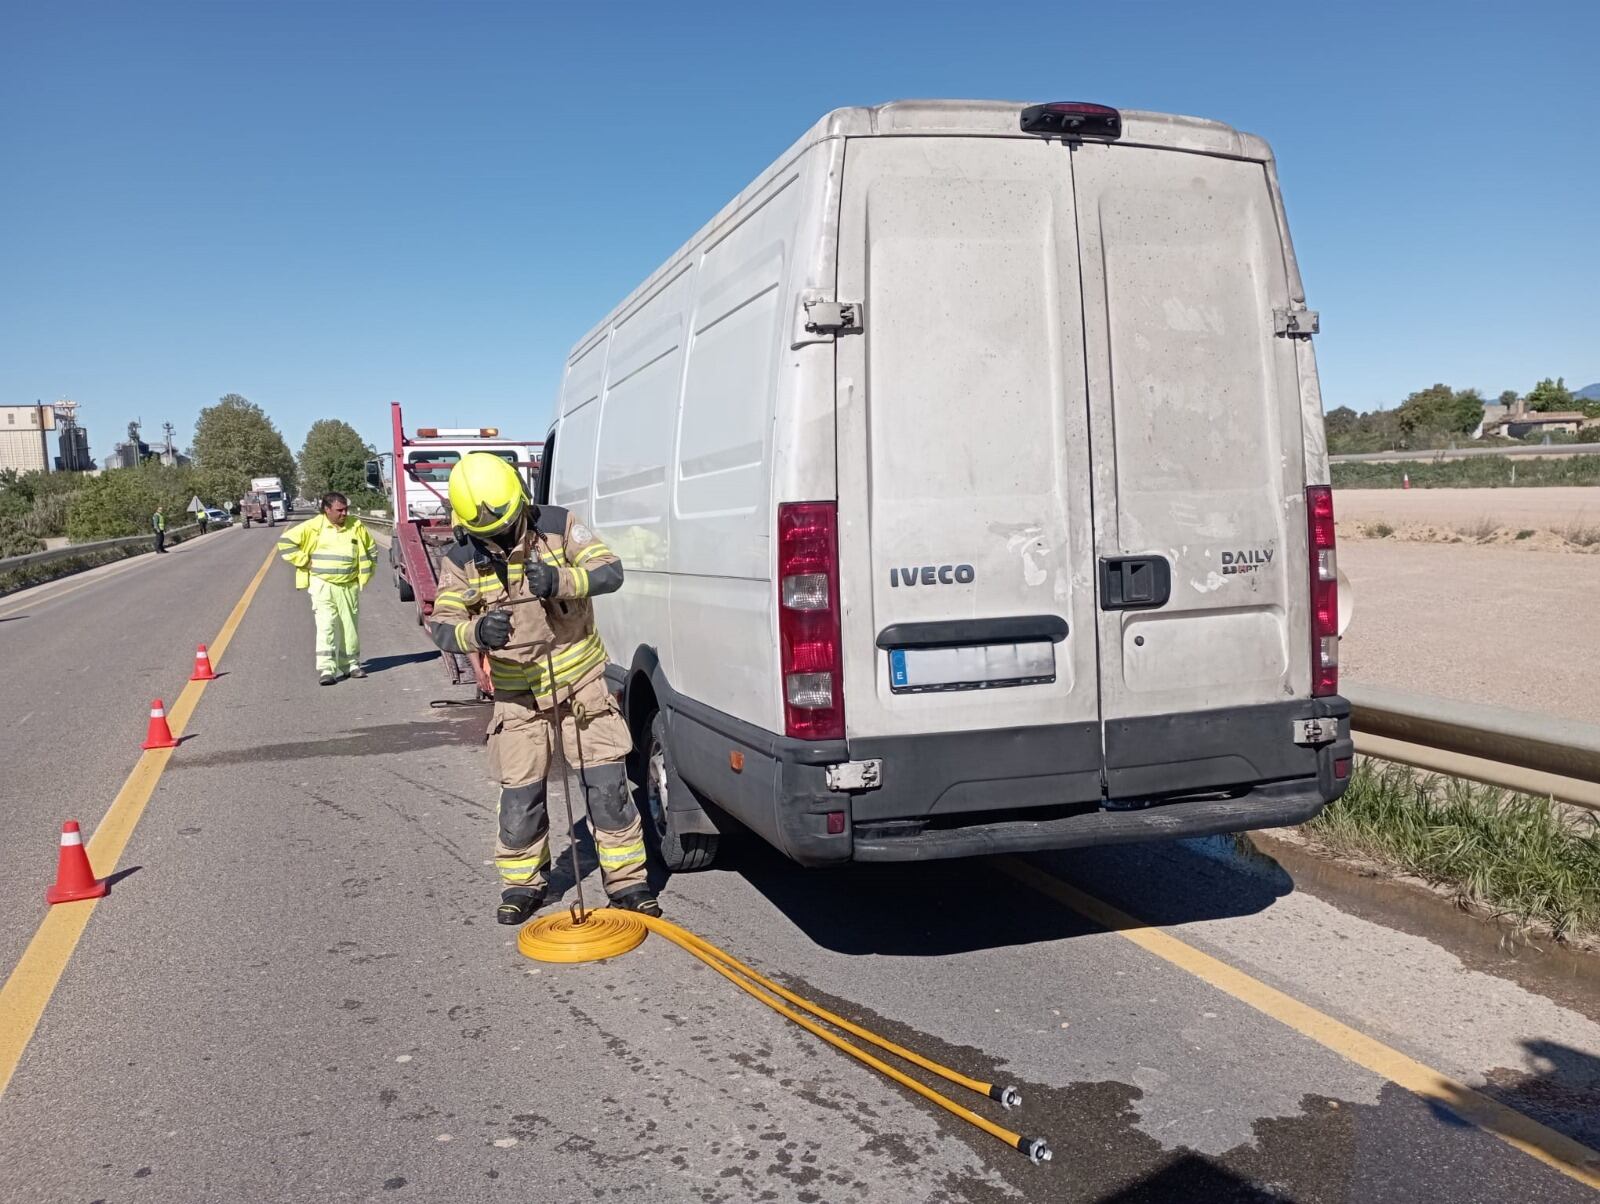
[803,299,863,335]
[1273,307,1320,337]
[825,760,882,791]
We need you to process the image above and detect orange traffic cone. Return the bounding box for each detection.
[46,821,108,904]
[142,699,178,750]
[190,644,217,681]
[1402,472,1411,490]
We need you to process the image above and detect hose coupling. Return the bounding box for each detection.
[989,1084,1022,1108]
[1019,1137,1052,1165]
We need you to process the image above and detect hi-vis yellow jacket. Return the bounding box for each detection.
[277,514,377,590]
[428,505,622,703]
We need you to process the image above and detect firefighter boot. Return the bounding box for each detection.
[497,886,546,925]
[609,886,662,917]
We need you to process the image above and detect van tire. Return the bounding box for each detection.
[637,710,718,873]
[396,571,415,603]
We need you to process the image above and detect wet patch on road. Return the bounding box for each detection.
[774,973,1597,1203]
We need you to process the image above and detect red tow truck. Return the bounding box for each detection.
[368,402,543,688]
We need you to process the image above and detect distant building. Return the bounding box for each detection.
[0,404,56,474]
[1484,411,1593,439]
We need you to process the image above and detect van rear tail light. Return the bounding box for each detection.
[778,502,844,741]
[1307,486,1339,697]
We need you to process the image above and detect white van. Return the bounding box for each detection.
[539,100,1352,870]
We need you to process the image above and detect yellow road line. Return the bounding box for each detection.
[1001,858,1600,1190]
[0,548,277,1102]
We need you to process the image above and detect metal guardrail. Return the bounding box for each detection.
[0,523,203,576]
[1346,683,1600,813]
[1331,442,1600,465]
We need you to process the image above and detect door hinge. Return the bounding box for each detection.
[825,759,882,792]
[803,299,863,335]
[1292,717,1338,746]
[1273,307,1320,338]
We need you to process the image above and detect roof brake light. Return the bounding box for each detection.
[1019,102,1122,140]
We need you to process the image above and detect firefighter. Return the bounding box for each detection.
[428,452,659,924]
[277,492,377,685]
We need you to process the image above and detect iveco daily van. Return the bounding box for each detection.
[537,100,1352,870]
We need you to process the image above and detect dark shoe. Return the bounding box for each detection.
[319,673,337,686]
[497,887,546,925]
[347,665,367,679]
[608,886,662,917]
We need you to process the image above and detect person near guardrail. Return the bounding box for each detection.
[151,507,167,554]
[276,492,376,686]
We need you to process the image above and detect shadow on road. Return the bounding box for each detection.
[361,650,439,674]
[103,865,142,892]
[706,829,1293,958]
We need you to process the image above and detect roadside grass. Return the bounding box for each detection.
[1365,521,1395,538]
[1332,455,1600,489]
[1516,529,1536,540]
[1455,516,1499,541]
[1305,760,1600,942]
[1561,521,1600,548]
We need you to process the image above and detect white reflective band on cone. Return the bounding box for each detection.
[60,831,82,847]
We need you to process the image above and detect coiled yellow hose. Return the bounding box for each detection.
[517,908,1051,1163]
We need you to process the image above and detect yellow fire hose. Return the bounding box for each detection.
[518,908,1052,1164]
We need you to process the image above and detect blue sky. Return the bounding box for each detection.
[1,0,1595,463]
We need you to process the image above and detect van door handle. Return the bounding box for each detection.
[1099,556,1171,611]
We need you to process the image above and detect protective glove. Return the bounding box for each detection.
[474,610,514,650]
[525,561,559,599]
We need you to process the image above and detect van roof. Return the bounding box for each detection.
[561,100,1274,370]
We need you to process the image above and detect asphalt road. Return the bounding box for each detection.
[1,528,1597,1203]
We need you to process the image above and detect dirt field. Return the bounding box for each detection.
[1340,538,1600,724]
[1337,486,1600,552]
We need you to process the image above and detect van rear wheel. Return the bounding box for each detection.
[640,711,718,873]
[396,570,414,603]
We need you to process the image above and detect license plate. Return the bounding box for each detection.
[888,642,1055,694]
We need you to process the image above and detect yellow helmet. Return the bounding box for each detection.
[448,452,527,537]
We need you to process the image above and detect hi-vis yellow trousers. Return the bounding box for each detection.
[308,577,361,677]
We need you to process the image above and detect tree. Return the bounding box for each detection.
[1395,383,1483,441]
[1497,390,1519,409]
[298,419,376,501]
[192,393,296,502]
[1525,377,1574,412]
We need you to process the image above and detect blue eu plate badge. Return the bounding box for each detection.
[889,649,909,689]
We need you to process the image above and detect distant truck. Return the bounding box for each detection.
[367,402,542,687]
[250,476,288,522]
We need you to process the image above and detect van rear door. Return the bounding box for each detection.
[1070,141,1314,799]
[832,136,1104,820]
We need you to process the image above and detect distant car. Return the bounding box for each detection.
[203,507,231,526]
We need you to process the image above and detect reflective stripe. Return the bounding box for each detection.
[571,542,610,567]
[454,621,472,648]
[488,636,606,694]
[488,632,603,678]
[570,566,589,597]
[435,590,467,607]
[497,852,551,870]
[596,842,646,867]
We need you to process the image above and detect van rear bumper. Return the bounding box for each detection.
[850,777,1336,862]
[636,658,1352,868]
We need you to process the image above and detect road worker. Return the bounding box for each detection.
[428,452,660,925]
[277,491,376,685]
[151,507,167,553]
